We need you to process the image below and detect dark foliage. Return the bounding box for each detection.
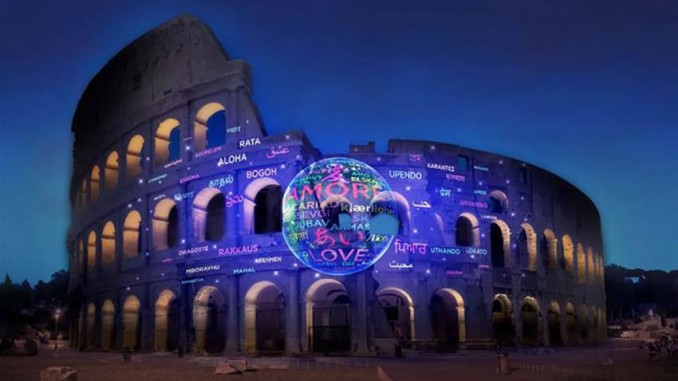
[605,264,678,321]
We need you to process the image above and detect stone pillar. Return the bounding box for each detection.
[285,271,300,354]
[226,276,239,353]
[541,302,549,346]
[78,302,87,350]
[178,282,189,354]
[94,299,102,350]
[513,293,523,346]
[114,293,124,351]
[414,276,430,348]
[115,213,124,273]
[140,284,152,352]
[353,272,369,354]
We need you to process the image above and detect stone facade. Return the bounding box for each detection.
[67,15,606,354]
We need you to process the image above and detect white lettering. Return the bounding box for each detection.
[246,167,278,179]
[388,170,423,180]
[238,137,261,148]
[217,153,247,167]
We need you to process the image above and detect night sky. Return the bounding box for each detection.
[1,0,676,284]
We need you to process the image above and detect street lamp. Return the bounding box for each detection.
[54,308,61,350]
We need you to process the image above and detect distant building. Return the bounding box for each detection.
[67,16,606,354]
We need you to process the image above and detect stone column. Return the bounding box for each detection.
[226,276,239,353]
[541,302,549,346]
[94,299,102,350]
[285,271,300,354]
[114,293,124,351]
[178,282,189,354]
[140,283,152,352]
[353,272,369,354]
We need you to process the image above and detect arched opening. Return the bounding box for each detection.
[565,302,577,344]
[577,305,589,343]
[193,286,226,354]
[521,297,540,346]
[105,151,119,190]
[306,279,351,353]
[123,210,142,258]
[243,178,282,234]
[86,302,95,348]
[561,235,574,275]
[490,220,510,268]
[122,295,141,351]
[153,199,179,251]
[455,213,479,247]
[155,118,181,166]
[101,300,115,350]
[90,166,100,203]
[244,281,286,353]
[87,231,97,278]
[492,294,514,346]
[254,185,283,233]
[194,102,226,151]
[547,301,562,346]
[541,229,557,271]
[193,188,225,242]
[101,221,116,269]
[587,247,595,284]
[371,191,409,235]
[155,290,180,352]
[488,190,509,214]
[126,135,145,179]
[430,288,465,350]
[518,224,537,272]
[576,243,586,284]
[377,287,415,348]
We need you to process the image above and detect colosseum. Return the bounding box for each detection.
[67,15,606,355]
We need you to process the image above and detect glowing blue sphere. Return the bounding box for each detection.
[282,157,399,275]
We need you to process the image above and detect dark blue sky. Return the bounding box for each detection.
[1,0,676,284]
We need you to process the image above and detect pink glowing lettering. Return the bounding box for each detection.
[265,146,290,159]
[217,244,259,256]
[394,238,428,254]
[459,200,488,209]
[313,248,368,264]
[314,228,336,248]
[225,194,245,208]
[179,174,200,184]
[446,174,466,182]
[194,146,222,158]
[321,164,346,183]
[289,182,382,202]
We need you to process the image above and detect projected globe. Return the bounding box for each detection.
[282,157,399,275]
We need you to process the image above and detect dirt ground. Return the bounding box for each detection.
[0,347,376,381]
[1,340,677,381]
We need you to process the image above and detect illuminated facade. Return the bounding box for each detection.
[67,16,606,354]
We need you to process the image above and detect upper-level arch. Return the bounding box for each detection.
[455,213,479,247]
[194,102,226,151]
[155,118,181,166]
[126,135,145,179]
